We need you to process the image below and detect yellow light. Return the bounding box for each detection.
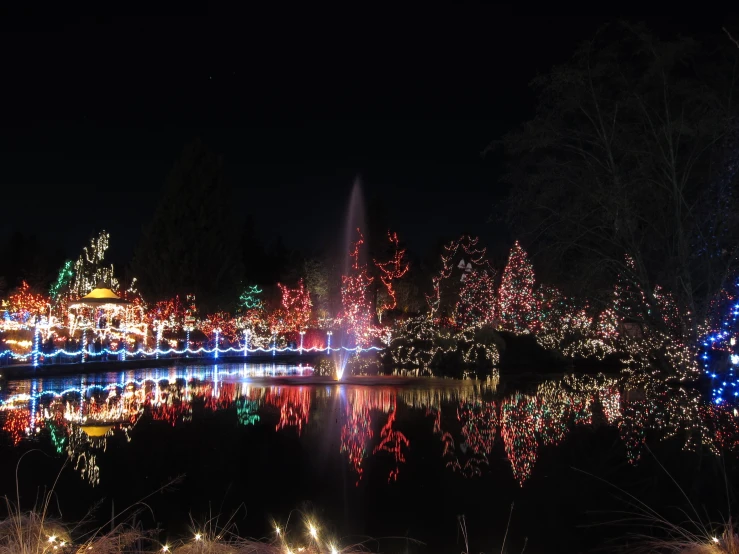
[308,523,318,540]
[194,533,202,541]
[48,536,57,543]
[285,549,293,554]
[330,545,339,554]
[275,526,281,536]
[713,537,720,543]
[162,546,170,552]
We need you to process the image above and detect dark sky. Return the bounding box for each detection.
[0,14,729,267]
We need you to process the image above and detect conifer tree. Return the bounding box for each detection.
[498,241,539,333]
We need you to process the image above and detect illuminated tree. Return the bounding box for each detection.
[69,231,119,298]
[426,235,491,317]
[7,281,48,323]
[201,312,238,343]
[271,279,312,333]
[374,231,409,322]
[498,241,539,334]
[238,285,264,311]
[49,260,74,301]
[454,270,496,329]
[341,229,374,347]
[145,296,187,328]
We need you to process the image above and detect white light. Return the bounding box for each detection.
[162,545,169,552]
[732,355,739,365]
[48,536,57,543]
[275,526,281,536]
[309,523,318,539]
[330,545,339,554]
[194,533,202,541]
[713,537,719,543]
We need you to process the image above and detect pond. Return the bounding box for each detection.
[0,363,735,553]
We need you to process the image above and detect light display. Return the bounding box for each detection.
[49,260,74,301]
[426,235,490,316]
[454,269,497,330]
[374,231,409,320]
[373,403,410,482]
[145,296,187,329]
[0,367,736,490]
[201,312,239,343]
[500,394,538,485]
[387,316,500,376]
[6,281,48,324]
[238,284,264,311]
[498,241,540,334]
[70,231,119,298]
[341,229,375,348]
[272,279,312,334]
[340,388,376,485]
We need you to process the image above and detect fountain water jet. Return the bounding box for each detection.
[334,178,367,381]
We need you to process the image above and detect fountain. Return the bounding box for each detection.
[334,178,366,381]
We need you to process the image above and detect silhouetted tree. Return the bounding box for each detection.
[502,22,739,336]
[132,140,243,312]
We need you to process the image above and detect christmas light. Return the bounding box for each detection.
[454,270,497,330]
[372,402,410,482]
[426,235,490,316]
[340,229,375,348]
[498,241,540,334]
[374,231,409,321]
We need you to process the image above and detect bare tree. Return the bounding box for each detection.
[502,22,739,336]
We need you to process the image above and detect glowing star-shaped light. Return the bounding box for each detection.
[194,533,202,541]
[732,354,739,366]
[308,523,318,540]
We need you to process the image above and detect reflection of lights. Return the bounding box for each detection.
[3,367,738,491]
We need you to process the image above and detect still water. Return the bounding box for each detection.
[0,363,736,553]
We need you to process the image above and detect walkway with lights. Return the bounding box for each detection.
[0,342,384,378]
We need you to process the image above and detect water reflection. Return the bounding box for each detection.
[0,365,736,488]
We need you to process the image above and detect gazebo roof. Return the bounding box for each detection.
[69,283,130,308]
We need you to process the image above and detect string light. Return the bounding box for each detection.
[454,269,497,330]
[498,241,540,334]
[340,229,375,348]
[374,231,409,321]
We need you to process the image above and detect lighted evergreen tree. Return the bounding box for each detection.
[455,270,496,329]
[498,241,539,333]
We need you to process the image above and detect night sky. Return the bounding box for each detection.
[0,15,728,266]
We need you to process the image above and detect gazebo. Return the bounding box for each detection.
[69,282,131,336]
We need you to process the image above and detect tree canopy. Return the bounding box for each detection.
[503,22,739,335]
[132,140,243,313]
